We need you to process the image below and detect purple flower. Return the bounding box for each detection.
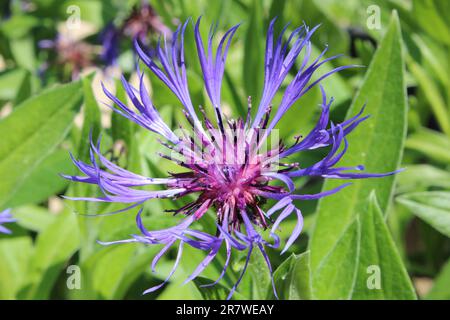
[65,18,400,299]
[121,3,172,42]
[0,209,16,234]
[39,34,95,80]
[99,4,172,66]
[99,23,121,66]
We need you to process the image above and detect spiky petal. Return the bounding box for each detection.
[0,209,15,234]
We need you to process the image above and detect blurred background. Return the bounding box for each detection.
[0,0,448,300]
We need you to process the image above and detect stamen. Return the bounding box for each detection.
[215,106,225,134]
[245,96,252,128]
[260,105,272,129]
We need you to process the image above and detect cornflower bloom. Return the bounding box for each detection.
[39,34,95,80]
[100,3,172,66]
[64,18,399,299]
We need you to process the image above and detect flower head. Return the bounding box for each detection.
[122,3,172,42]
[39,34,95,80]
[0,209,15,234]
[99,3,172,66]
[65,17,400,299]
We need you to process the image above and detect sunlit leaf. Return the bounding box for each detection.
[309,12,407,276]
[20,210,80,299]
[426,258,450,299]
[397,191,450,237]
[0,81,83,208]
[351,192,416,299]
[193,277,246,300]
[405,128,450,164]
[243,0,264,104]
[396,164,450,194]
[0,235,33,299]
[271,251,311,300]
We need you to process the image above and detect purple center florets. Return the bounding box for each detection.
[163,106,289,232]
[64,17,400,299]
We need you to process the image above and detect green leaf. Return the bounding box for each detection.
[9,36,36,71]
[0,14,39,39]
[412,0,450,45]
[77,244,141,299]
[111,77,135,147]
[72,214,190,299]
[224,70,246,118]
[110,246,159,299]
[0,235,33,299]
[12,205,56,233]
[193,277,246,300]
[312,192,416,299]
[243,0,264,104]
[0,68,31,105]
[312,217,361,299]
[194,277,234,300]
[396,164,450,194]
[406,57,450,136]
[204,0,233,25]
[397,191,450,237]
[271,251,312,300]
[158,281,203,300]
[238,247,272,299]
[351,192,416,299]
[1,16,39,70]
[426,258,450,299]
[309,12,407,275]
[268,255,294,299]
[405,128,450,164]
[19,210,80,299]
[410,34,448,96]
[287,251,312,299]
[268,0,286,29]
[79,73,101,162]
[6,149,75,207]
[0,81,83,208]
